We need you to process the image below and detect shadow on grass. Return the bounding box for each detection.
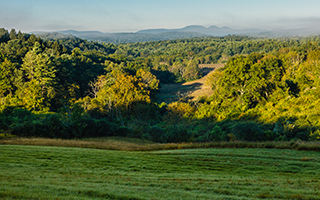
[157,82,203,103]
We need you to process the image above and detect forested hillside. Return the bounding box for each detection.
[36,30,208,44]
[1,28,320,142]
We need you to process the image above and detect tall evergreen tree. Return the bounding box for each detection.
[0,58,16,97]
[9,29,17,40]
[20,42,57,110]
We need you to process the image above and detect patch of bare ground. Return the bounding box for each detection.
[156,64,224,103]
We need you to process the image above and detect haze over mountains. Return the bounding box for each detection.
[35,25,320,44]
[137,25,263,35]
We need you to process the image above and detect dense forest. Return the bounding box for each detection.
[1,28,320,142]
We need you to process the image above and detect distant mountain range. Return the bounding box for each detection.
[137,25,263,36]
[35,28,208,44]
[35,25,320,44]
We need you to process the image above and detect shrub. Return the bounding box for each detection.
[165,125,191,143]
[143,125,166,143]
[129,102,161,121]
[0,116,12,130]
[164,102,196,122]
[43,114,68,138]
[127,119,149,138]
[309,130,320,141]
[196,125,226,142]
[9,110,124,139]
[116,126,132,137]
[11,115,70,139]
[11,120,47,138]
[232,121,265,141]
[68,117,121,139]
[6,107,32,119]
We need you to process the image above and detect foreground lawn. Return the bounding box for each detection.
[1,145,320,200]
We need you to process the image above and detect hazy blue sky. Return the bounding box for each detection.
[1,0,320,33]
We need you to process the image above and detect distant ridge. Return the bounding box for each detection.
[59,30,106,38]
[34,25,320,44]
[35,25,255,44]
[137,25,263,36]
[36,32,76,40]
[35,29,209,44]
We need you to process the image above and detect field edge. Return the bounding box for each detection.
[1,137,320,152]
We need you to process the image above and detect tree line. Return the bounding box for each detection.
[1,28,320,142]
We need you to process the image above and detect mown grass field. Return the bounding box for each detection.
[1,142,320,200]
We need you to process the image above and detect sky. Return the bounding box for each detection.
[1,0,320,33]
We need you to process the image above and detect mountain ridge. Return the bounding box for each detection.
[34,25,320,44]
[137,25,263,36]
[35,29,209,44]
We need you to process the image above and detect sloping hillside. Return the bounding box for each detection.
[156,64,224,103]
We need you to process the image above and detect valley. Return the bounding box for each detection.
[157,64,224,103]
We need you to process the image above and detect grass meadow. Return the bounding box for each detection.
[1,139,320,199]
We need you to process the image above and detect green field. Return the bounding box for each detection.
[1,145,320,200]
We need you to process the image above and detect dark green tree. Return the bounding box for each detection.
[0,28,10,43]
[0,58,17,96]
[9,29,17,40]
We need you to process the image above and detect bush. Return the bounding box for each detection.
[87,108,108,119]
[0,116,12,130]
[142,124,192,143]
[232,121,265,141]
[129,102,160,120]
[11,115,70,138]
[196,125,226,142]
[81,118,117,137]
[2,106,32,119]
[11,120,47,138]
[165,125,191,143]
[116,126,132,137]
[44,114,68,138]
[309,130,320,141]
[143,125,166,143]
[10,114,122,139]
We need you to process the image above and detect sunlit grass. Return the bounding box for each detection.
[1,145,320,199]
